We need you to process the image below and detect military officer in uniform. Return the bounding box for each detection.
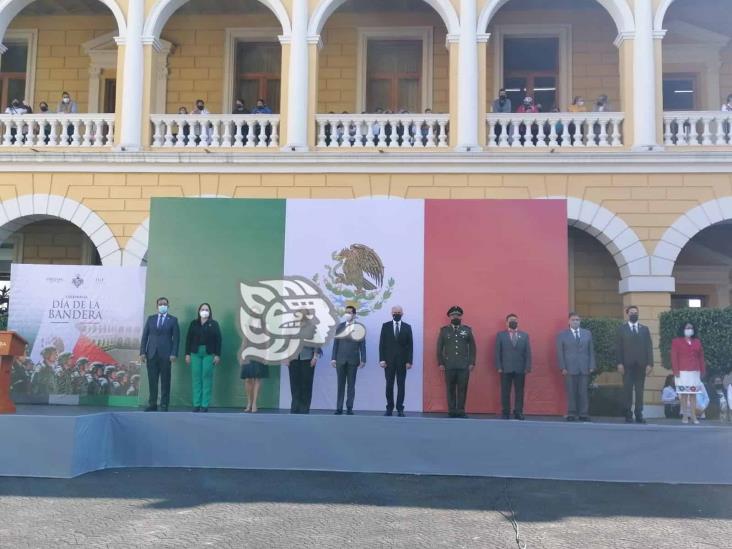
[31,346,58,395]
[55,352,75,394]
[437,306,476,418]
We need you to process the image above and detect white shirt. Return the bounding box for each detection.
[628,322,639,333]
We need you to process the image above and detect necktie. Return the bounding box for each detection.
[510,332,517,346]
[157,314,162,329]
[394,322,400,338]
[574,330,580,342]
[633,325,637,335]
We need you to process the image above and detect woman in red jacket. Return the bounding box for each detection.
[671,321,706,424]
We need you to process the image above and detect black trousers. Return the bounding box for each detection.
[336,362,358,412]
[445,369,470,416]
[289,359,315,414]
[385,364,407,412]
[501,372,526,416]
[622,363,646,419]
[147,354,171,408]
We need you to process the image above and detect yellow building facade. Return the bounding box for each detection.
[1,0,731,409]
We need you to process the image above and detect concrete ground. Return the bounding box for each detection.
[1,468,730,549]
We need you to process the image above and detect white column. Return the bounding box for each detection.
[632,0,661,151]
[285,0,309,151]
[456,0,480,151]
[118,0,144,151]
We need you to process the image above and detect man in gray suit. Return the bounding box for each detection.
[495,313,532,420]
[616,305,654,424]
[331,305,366,415]
[557,312,596,422]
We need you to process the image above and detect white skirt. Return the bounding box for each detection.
[675,371,703,394]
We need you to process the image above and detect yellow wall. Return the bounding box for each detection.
[570,228,623,318]
[10,15,117,113]
[18,219,91,265]
[162,12,280,114]
[317,12,450,113]
[486,7,620,110]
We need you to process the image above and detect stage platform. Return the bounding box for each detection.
[2,406,731,483]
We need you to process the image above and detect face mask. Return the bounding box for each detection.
[344,313,354,322]
[11,101,19,108]
[200,310,210,319]
[715,384,723,390]
[158,305,168,314]
[450,318,461,326]
[40,105,48,112]
[684,328,694,338]
[392,313,402,322]
[499,95,506,101]
[629,313,639,323]
[236,105,244,110]
[62,97,70,104]
[508,320,518,330]
[197,104,204,110]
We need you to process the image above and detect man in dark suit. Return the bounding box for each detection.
[379,305,413,417]
[331,305,366,415]
[139,296,180,411]
[495,313,532,420]
[557,312,596,422]
[616,305,654,423]
[437,305,476,418]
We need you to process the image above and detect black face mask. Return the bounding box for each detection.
[392,313,402,322]
[450,318,461,326]
[715,384,723,390]
[40,105,48,112]
[508,320,518,330]
[196,104,204,110]
[629,314,639,323]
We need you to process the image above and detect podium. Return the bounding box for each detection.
[0,331,27,414]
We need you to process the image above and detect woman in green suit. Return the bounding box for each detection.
[185,303,221,412]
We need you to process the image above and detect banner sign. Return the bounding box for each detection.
[8,265,146,404]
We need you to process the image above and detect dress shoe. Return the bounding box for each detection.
[624,416,634,423]
[501,413,511,420]
[384,411,393,416]
[566,416,576,422]
[160,406,168,412]
[193,407,200,413]
[448,412,457,418]
[579,417,591,422]
[514,413,525,420]
[144,405,157,412]
[201,407,208,413]
[635,417,647,424]
[458,413,468,419]
[334,410,343,415]
[397,411,405,417]
[346,410,354,415]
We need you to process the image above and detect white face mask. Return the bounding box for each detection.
[344,313,354,322]
[684,328,694,338]
[62,97,70,104]
[200,310,210,319]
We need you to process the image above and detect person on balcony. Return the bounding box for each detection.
[671,321,706,425]
[568,96,586,112]
[250,98,273,145]
[593,94,611,112]
[492,88,512,113]
[251,98,272,114]
[56,91,78,114]
[5,99,30,145]
[175,106,191,145]
[232,99,249,114]
[5,99,28,114]
[517,96,539,114]
[231,99,249,146]
[517,96,540,145]
[191,99,212,146]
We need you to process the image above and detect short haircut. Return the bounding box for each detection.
[506,313,518,321]
[625,305,638,314]
[156,296,169,304]
[568,311,580,319]
[345,305,356,314]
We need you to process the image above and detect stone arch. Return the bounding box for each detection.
[545,196,650,280]
[652,198,732,277]
[0,0,127,42]
[308,0,460,36]
[0,194,122,266]
[477,0,635,35]
[122,194,232,266]
[144,0,292,39]
[654,0,675,31]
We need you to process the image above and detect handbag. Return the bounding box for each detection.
[695,384,709,413]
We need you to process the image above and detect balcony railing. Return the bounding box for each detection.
[485,113,624,149]
[315,114,449,149]
[0,114,115,147]
[150,114,280,149]
[663,111,732,147]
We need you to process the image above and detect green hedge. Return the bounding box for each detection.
[582,317,624,377]
[660,307,732,378]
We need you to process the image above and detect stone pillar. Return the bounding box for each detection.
[631,0,661,151]
[285,0,309,151]
[118,0,144,151]
[455,0,480,151]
